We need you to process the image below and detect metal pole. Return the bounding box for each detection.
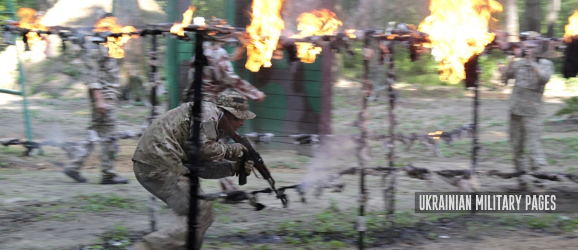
[472,75,479,175]
[149,194,158,232]
[471,56,480,215]
[357,34,374,250]
[0,89,22,95]
[166,0,179,109]
[149,33,159,233]
[150,33,158,114]
[16,45,33,142]
[386,43,396,228]
[185,31,207,250]
[0,0,33,142]
[7,0,15,19]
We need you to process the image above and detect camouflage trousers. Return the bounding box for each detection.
[510,114,548,172]
[133,161,215,250]
[65,98,119,178]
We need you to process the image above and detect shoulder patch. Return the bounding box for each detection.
[202,120,218,140]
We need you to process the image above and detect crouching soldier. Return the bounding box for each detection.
[131,91,255,250]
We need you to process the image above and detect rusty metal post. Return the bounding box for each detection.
[357,31,375,250]
[185,30,207,250]
[385,43,397,227]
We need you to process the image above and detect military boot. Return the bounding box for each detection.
[63,169,87,183]
[101,175,129,184]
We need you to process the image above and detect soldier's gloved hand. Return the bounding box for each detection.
[233,160,254,176]
[227,143,247,161]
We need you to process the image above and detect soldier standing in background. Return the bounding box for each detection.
[132,92,255,250]
[502,32,555,189]
[182,42,266,103]
[62,12,129,184]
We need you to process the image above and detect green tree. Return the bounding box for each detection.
[191,0,225,19]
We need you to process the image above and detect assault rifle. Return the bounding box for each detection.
[220,115,288,207]
[490,30,564,58]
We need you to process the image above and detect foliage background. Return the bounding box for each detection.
[2,0,578,88]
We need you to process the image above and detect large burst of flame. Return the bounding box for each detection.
[170,6,196,36]
[290,9,343,63]
[565,10,578,38]
[171,2,343,71]
[93,17,137,58]
[418,0,502,84]
[17,8,48,47]
[245,0,285,72]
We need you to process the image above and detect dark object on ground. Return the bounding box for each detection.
[529,172,563,181]
[101,175,129,184]
[403,164,431,180]
[63,169,87,183]
[436,169,472,179]
[487,170,526,179]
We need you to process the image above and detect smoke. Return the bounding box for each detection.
[301,135,355,185]
[47,122,66,144]
[41,0,165,27]
[41,0,112,27]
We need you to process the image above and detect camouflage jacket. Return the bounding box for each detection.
[505,58,554,116]
[82,43,121,101]
[185,46,264,102]
[132,101,241,177]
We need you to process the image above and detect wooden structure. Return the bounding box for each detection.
[226,0,333,149]
[166,0,196,109]
[166,0,333,150]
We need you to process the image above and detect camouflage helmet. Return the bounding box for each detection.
[215,91,256,120]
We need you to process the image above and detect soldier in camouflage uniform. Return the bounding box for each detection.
[62,13,129,185]
[132,92,256,250]
[182,42,266,194]
[502,33,555,189]
[182,42,266,103]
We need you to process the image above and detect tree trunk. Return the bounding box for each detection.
[352,0,373,29]
[505,0,519,42]
[546,0,560,37]
[523,0,542,33]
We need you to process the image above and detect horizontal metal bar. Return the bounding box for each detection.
[0,88,22,95]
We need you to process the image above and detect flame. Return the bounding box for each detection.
[170,6,196,36]
[428,130,444,140]
[17,8,48,47]
[345,29,357,39]
[565,10,578,38]
[418,0,502,84]
[245,0,285,72]
[290,9,343,63]
[93,17,137,58]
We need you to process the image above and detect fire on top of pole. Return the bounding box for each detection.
[418,0,503,84]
